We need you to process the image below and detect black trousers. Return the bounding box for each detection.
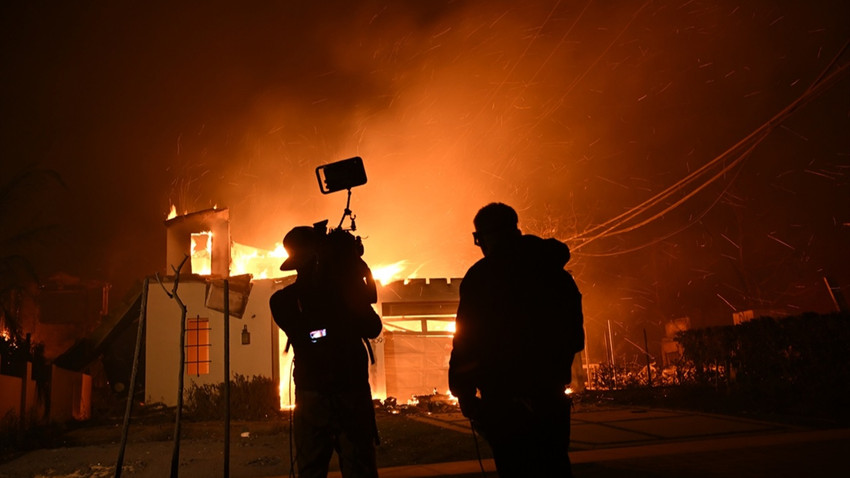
[475,392,573,478]
[293,387,379,478]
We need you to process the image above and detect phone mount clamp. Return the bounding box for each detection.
[315,156,368,232]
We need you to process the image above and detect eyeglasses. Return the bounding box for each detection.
[472,232,480,246]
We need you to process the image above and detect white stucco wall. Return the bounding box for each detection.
[144,277,287,406]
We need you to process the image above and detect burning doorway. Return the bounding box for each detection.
[373,278,461,403]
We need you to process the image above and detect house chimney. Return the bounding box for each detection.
[164,207,230,277]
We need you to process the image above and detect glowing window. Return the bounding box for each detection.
[186,316,211,376]
[190,232,213,275]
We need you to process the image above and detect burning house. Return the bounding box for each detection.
[146,207,291,406]
[144,207,464,408]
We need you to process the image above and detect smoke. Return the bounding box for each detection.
[209,1,649,273]
[2,0,848,361]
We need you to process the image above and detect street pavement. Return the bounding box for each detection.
[329,405,849,477]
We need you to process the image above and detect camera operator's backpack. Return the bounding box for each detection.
[313,227,381,363]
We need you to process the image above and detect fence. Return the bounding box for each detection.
[0,362,91,427]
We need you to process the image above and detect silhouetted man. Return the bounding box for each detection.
[270,225,383,478]
[449,203,584,477]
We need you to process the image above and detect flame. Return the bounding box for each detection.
[186,233,295,279]
[165,199,291,278]
[279,328,296,409]
[227,249,411,283]
[446,390,458,406]
[231,241,291,279]
[371,260,410,286]
[171,208,412,282]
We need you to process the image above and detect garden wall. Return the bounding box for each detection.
[0,362,37,424]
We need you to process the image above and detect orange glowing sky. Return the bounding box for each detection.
[2,0,848,361]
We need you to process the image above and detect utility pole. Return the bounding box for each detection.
[607,319,616,389]
[643,328,652,388]
[115,279,149,478]
[223,279,231,478]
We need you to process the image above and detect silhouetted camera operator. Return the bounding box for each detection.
[270,224,382,478]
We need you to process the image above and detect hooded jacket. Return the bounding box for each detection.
[449,234,583,400]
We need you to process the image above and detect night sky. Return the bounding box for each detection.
[3,1,848,363]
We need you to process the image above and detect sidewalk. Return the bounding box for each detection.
[328,407,848,477]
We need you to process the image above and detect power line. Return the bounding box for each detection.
[568,56,850,255]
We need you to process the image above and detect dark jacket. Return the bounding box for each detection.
[449,234,583,400]
[270,272,382,393]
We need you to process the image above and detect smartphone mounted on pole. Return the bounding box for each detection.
[316,156,367,194]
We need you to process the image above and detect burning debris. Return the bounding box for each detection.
[375,390,459,416]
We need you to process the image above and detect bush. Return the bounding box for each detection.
[672,312,850,424]
[184,374,280,421]
[587,361,668,390]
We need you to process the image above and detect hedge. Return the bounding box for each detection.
[674,312,850,413]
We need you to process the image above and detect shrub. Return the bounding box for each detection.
[184,374,280,421]
[673,312,850,423]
